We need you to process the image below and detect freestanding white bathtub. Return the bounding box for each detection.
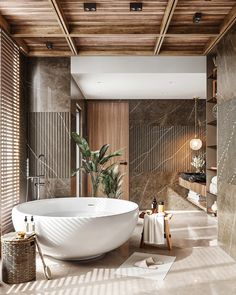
[12,197,139,260]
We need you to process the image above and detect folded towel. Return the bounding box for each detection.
[188,193,199,197]
[187,195,200,202]
[188,190,200,197]
[211,176,217,185]
[143,213,165,245]
[188,190,200,201]
[134,257,164,269]
[209,183,217,195]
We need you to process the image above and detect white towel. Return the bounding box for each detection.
[143,213,165,245]
[134,257,164,269]
[187,195,200,201]
[188,190,200,197]
[211,176,217,185]
[209,183,217,195]
[188,190,200,201]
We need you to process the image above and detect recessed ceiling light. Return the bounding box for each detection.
[130,2,142,11]
[45,42,53,50]
[193,12,202,24]
[84,3,96,12]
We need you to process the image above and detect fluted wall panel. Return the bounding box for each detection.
[28,112,70,178]
[131,125,205,173]
[129,99,206,210]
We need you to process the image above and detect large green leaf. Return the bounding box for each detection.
[101,164,124,198]
[71,167,81,176]
[72,132,91,158]
[99,144,109,161]
[91,151,100,165]
[101,163,116,174]
[82,159,91,173]
[99,150,122,164]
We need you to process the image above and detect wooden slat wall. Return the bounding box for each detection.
[28,112,70,178]
[87,101,129,200]
[0,29,20,235]
[130,125,205,173]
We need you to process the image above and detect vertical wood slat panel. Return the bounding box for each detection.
[131,124,205,173]
[87,101,129,200]
[28,112,70,178]
[0,30,20,235]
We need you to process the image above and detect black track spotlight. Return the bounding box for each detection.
[130,2,142,11]
[193,12,202,24]
[45,42,53,50]
[84,3,97,12]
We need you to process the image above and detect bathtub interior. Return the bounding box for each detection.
[14,197,138,218]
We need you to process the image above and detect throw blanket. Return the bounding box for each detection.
[143,213,165,245]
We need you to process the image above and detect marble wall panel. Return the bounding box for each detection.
[27,57,71,112]
[217,22,236,259]
[129,99,206,210]
[26,57,72,199]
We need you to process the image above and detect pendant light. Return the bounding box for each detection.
[190,97,202,150]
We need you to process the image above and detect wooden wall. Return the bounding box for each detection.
[87,101,129,200]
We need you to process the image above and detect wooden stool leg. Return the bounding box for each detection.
[140,230,144,248]
[164,219,172,250]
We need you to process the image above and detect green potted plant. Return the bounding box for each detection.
[101,165,124,198]
[72,132,122,197]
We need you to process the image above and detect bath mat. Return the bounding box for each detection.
[115,252,175,281]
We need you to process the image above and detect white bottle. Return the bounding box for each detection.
[24,216,29,232]
[30,216,35,233]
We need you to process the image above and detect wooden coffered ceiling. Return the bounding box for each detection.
[0,0,236,56]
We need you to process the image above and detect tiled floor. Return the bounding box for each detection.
[1,211,236,295]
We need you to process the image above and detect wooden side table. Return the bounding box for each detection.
[139,212,173,250]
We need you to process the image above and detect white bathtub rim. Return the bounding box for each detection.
[13,197,139,219]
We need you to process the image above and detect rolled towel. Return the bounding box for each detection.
[134,257,163,269]
[209,183,217,195]
[211,176,217,185]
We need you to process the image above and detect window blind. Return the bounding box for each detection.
[0,30,20,235]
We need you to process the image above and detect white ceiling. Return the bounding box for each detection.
[71,57,206,100]
[73,73,206,100]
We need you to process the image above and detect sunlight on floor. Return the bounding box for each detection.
[2,211,236,295]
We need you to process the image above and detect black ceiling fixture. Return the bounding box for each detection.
[193,12,202,23]
[84,3,97,11]
[130,2,142,11]
[45,42,53,50]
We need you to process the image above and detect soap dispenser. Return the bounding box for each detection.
[151,197,157,213]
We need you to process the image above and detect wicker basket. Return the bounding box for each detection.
[1,232,36,284]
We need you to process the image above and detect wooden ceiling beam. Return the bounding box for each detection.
[11,25,217,38]
[0,12,29,55]
[154,0,178,55]
[0,13,10,33]
[29,50,72,57]
[28,49,202,57]
[48,0,77,55]
[203,4,236,55]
